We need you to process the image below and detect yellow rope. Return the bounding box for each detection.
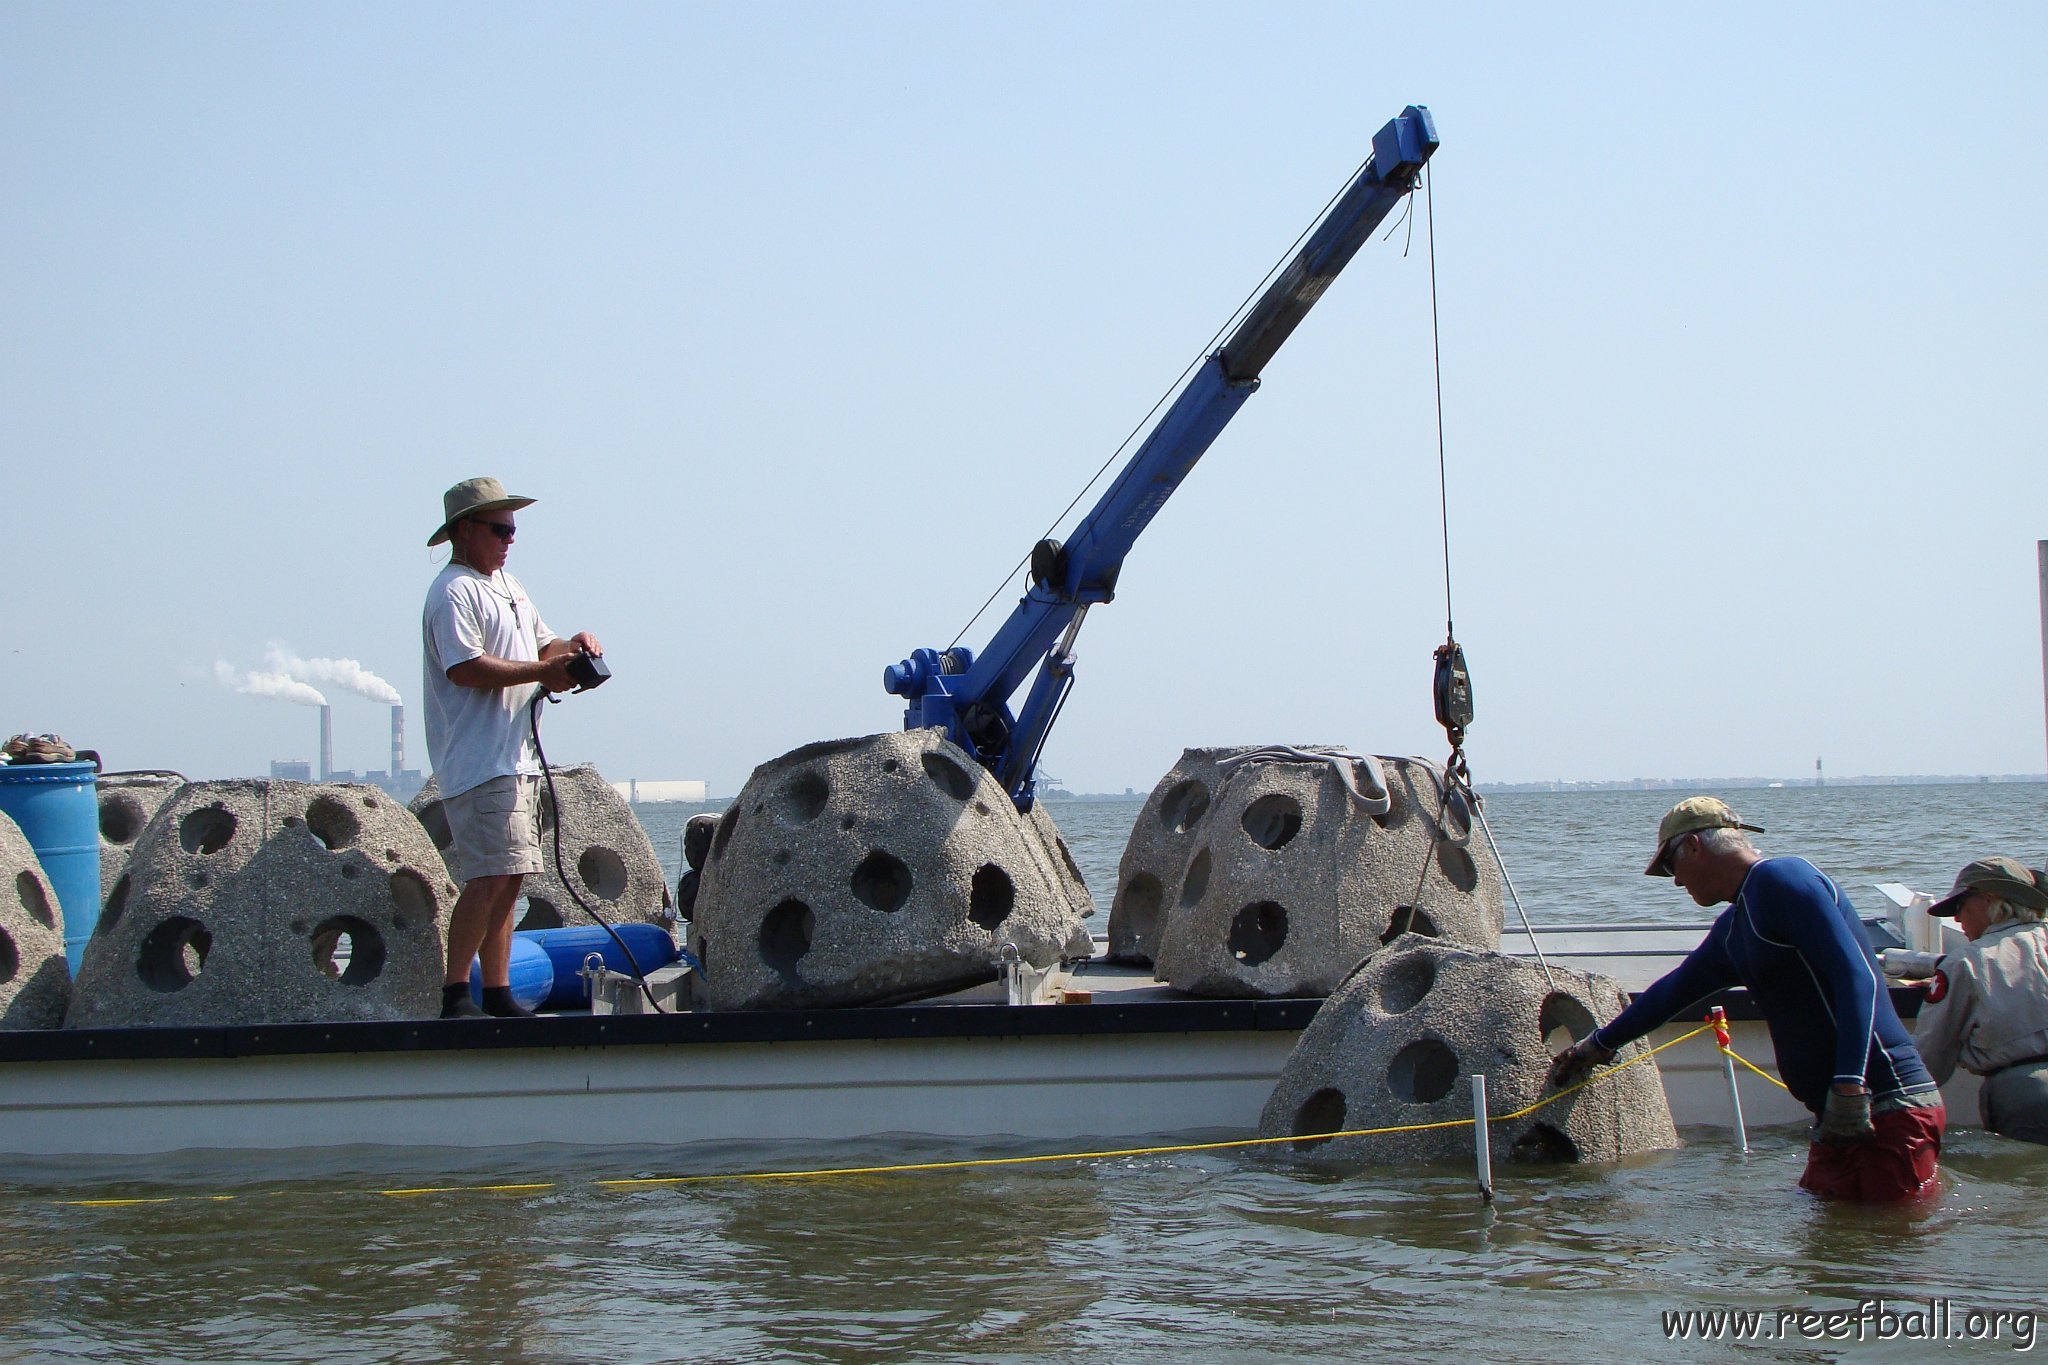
[45,1019,1768,1205]
[1720,1041,1792,1091]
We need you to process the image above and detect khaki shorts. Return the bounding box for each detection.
[445,775,543,881]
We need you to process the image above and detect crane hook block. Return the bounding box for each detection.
[1434,641,1474,734]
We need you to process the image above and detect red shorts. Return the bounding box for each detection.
[1798,1103,1945,1202]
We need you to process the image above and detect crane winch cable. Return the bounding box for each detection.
[1410,165,1555,991]
[944,152,1381,653]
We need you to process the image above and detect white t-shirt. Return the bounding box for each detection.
[422,562,557,799]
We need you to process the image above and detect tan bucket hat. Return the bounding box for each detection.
[1928,856,2048,918]
[428,477,536,546]
[1645,796,1765,876]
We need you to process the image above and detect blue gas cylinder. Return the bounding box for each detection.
[467,933,556,1012]
[0,760,100,973]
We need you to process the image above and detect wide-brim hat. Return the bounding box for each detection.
[1645,796,1765,876]
[1928,856,2048,918]
[428,477,536,546]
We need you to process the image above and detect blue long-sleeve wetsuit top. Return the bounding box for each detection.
[1588,856,1938,1115]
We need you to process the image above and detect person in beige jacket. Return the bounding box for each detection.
[1914,856,2048,1144]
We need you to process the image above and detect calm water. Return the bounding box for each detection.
[6,783,2045,1363]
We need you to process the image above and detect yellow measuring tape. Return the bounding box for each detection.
[50,1021,1791,1207]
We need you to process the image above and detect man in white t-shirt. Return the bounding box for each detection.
[422,477,602,1019]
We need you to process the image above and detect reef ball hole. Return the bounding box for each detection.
[1376,953,1438,1015]
[1181,849,1212,908]
[1507,1123,1581,1165]
[780,770,831,825]
[15,871,55,929]
[970,863,1017,931]
[1240,793,1304,850]
[361,795,378,810]
[339,864,359,881]
[1117,873,1162,944]
[1386,1037,1461,1104]
[305,795,362,851]
[771,849,791,867]
[1539,991,1600,1055]
[1380,907,1441,945]
[416,801,453,851]
[711,807,740,861]
[516,896,565,931]
[102,874,132,931]
[1371,780,1409,830]
[920,751,976,801]
[850,850,914,914]
[178,807,237,856]
[1227,901,1288,967]
[138,916,212,993]
[99,794,147,846]
[1158,779,1210,834]
[1291,1087,1348,1149]
[388,869,437,926]
[760,898,815,977]
[1437,844,1479,894]
[311,915,386,986]
[578,846,629,901]
[0,928,16,985]
[881,759,900,774]
[188,871,209,890]
[840,813,857,831]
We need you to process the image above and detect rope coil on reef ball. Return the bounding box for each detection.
[43,1022,1797,1206]
[1214,745,1392,814]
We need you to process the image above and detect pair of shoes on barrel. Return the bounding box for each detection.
[439,983,536,1020]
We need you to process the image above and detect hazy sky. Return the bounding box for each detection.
[5,3,2044,796]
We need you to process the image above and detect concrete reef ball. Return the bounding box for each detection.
[691,730,1095,1010]
[97,772,184,903]
[1106,745,1258,965]
[1148,751,1504,999]
[1259,936,1679,1167]
[411,764,672,930]
[0,811,69,1030]
[65,780,458,1027]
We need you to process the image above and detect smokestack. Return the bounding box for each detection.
[391,705,405,777]
[320,705,334,782]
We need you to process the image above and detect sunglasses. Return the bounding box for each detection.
[471,519,517,541]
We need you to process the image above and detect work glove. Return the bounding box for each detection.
[1816,1087,1875,1144]
[1546,1037,1615,1091]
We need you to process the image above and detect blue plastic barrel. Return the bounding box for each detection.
[0,760,100,974]
[467,933,556,1012]
[520,923,679,1008]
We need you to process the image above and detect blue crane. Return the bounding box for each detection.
[884,105,1440,811]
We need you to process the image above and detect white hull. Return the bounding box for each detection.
[0,923,1972,1159]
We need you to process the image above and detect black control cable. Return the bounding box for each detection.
[526,689,680,1014]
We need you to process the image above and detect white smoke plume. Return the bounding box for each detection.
[214,660,327,708]
[265,646,403,706]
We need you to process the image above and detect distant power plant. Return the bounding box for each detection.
[273,703,422,801]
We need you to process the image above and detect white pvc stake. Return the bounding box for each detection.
[1472,1073,1494,1205]
[1710,1007,1749,1153]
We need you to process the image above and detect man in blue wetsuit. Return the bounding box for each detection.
[1546,797,1945,1202]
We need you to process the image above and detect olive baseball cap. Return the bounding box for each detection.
[1645,796,1765,876]
[428,477,536,547]
[1928,856,2048,918]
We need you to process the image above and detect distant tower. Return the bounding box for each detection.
[1815,757,1824,789]
[319,705,334,782]
[390,705,405,781]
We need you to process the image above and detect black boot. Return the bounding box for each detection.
[441,983,485,1019]
[480,986,536,1019]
